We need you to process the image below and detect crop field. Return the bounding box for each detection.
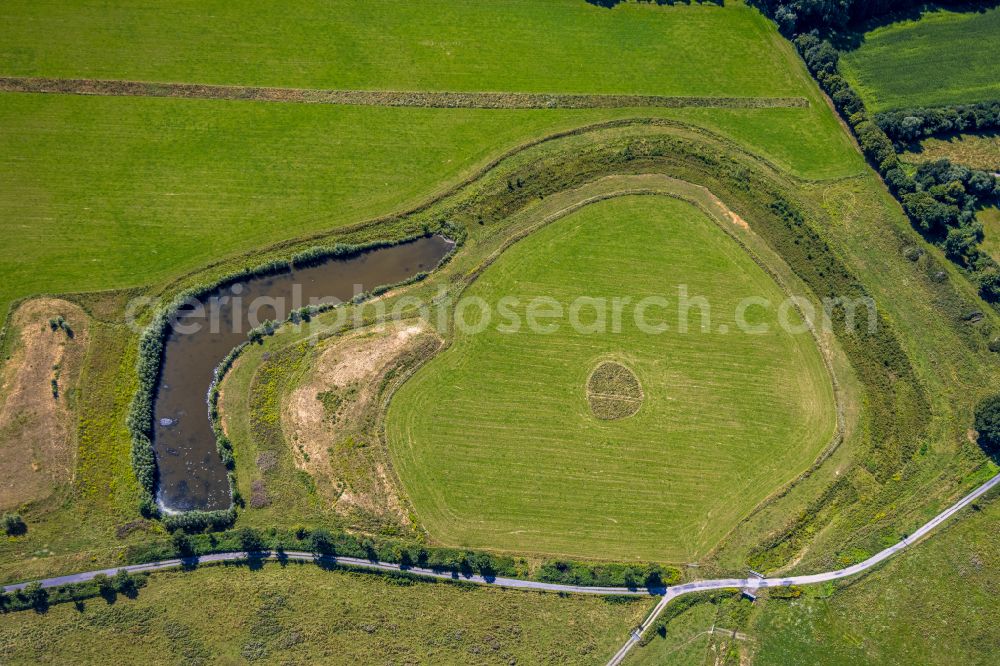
[901,132,1000,171]
[839,6,1000,111]
[387,195,837,562]
[0,564,652,664]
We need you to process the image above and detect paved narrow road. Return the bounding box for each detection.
[0,551,660,597]
[2,471,997,666]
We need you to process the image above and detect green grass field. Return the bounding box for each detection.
[978,207,1000,263]
[0,0,862,320]
[840,6,1000,111]
[387,195,836,562]
[0,0,815,97]
[902,132,1000,171]
[0,94,860,322]
[0,564,652,664]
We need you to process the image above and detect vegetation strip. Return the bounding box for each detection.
[0,77,810,110]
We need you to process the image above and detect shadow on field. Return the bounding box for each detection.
[833,1,1000,52]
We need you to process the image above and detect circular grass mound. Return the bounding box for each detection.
[587,361,643,420]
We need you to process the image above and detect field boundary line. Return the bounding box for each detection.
[0,76,810,110]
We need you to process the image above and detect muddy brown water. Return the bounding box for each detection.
[153,236,454,512]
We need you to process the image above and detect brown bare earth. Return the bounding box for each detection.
[0,299,89,510]
[283,321,441,522]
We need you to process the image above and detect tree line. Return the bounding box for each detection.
[876,102,1000,146]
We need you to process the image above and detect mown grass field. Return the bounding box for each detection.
[0,96,858,322]
[1,0,822,97]
[839,6,1000,111]
[751,489,1000,665]
[387,195,837,562]
[0,0,861,320]
[902,132,1000,171]
[0,563,652,664]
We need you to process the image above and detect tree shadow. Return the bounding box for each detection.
[832,1,1000,52]
[898,128,1000,159]
[179,555,201,572]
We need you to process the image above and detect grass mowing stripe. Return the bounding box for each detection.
[0,77,810,109]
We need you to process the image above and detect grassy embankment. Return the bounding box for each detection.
[224,113,999,582]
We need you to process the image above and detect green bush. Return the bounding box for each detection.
[974,394,1000,457]
[877,101,1000,145]
[2,513,26,536]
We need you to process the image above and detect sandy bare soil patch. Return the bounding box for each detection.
[283,321,440,522]
[0,298,89,510]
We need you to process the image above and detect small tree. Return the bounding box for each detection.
[238,527,265,553]
[310,528,334,556]
[113,569,138,597]
[974,394,1000,458]
[21,582,48,611]
[172,531,194,557]
[2,513,26,536]
[93,573,114,601]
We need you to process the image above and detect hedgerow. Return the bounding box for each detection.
[123,526,527,580]
[537,559,679,589]
[0,570,148,614]
[749,0,984,36]
[876,101,1000,145]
